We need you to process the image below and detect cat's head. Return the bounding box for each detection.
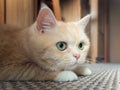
[28,4,90,70]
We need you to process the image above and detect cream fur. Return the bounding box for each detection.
[0,4,91,81]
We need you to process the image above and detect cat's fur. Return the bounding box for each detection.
[0,4,91,81]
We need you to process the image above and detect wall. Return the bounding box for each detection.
[109,0,120,62]
[0,0,4,24]
[0,0,34,28]
[98,0,104,59]
[6,0,34,28]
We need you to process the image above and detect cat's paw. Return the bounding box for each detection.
[54,71,78,82]
[74,66,92,76]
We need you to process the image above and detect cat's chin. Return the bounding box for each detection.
[65,61,86,70]
[64,63,78,70]
[78,60,86,64]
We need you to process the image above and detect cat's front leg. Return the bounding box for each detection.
[74,66,92,76]
[54,71,78,82]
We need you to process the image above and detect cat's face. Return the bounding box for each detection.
[28,5,90,70]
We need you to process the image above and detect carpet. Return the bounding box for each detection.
[0,63,120,90]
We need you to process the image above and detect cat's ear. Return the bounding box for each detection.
[36,3,57,33]
[76,14,91,30]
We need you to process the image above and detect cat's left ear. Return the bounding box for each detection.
[76,14,91,30]
[36,3,57,33]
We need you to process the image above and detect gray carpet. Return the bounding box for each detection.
[0,63,120,90]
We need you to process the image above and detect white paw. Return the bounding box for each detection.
[54,71,78,82]
[74,66,92,76]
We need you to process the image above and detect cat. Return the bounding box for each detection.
[0,4,91,81]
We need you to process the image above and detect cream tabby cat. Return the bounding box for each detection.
[0,4,91,81]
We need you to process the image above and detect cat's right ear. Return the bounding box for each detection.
[76,14,91,31]
[36,4,57,33]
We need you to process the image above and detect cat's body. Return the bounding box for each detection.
[0,4,91,81]
[0,25,61,80]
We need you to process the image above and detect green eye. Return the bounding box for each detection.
[56,42,67,51]
[78,42,84,50]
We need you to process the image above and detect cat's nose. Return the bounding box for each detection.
[73,54,80,60]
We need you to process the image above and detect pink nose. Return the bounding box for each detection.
[73,54,80,60]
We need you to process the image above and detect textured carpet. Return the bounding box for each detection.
[0,63,120,90]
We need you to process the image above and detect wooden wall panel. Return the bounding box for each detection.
[0,0,4,24]
[34,0,38,21]
[60,0,81,21]
[90,0,98,62]
[6,0,34,28]
[104,0,109,62]
[52,0,62,21]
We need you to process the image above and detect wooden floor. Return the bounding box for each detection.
[0,63,120,90]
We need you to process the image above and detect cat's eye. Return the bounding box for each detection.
[78,42,84,50]
[56,42,67,51]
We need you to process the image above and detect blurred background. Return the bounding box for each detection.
[0,0,120,63]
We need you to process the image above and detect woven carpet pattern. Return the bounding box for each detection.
[0,63,120,90]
